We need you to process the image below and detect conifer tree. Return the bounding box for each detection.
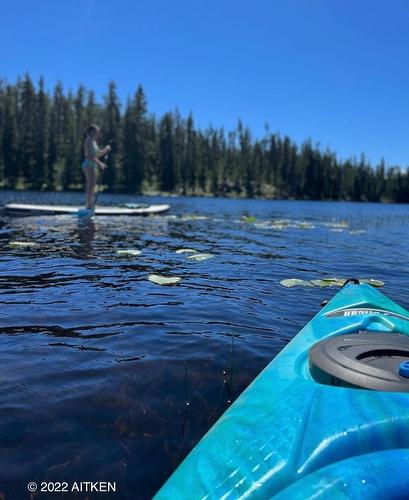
[101,81,121,191]
[159,112,175,191]
[1,84,20,186]
[61,91,76,189]
[48,82,66,188]
[184,114,197,194]
[33,77,49,189]
[122,85,148,193]
[19,74,37,186]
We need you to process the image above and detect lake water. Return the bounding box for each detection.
[0,190,408,499]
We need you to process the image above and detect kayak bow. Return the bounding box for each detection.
[156,282,409,499]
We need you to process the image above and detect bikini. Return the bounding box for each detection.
[82,140,99,171]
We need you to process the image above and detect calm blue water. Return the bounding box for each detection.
[0,191,408,499]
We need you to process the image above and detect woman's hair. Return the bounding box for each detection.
[86,124,99,136]
[81,124,100,160]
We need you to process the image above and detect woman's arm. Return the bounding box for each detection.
[84,138,107,168]
[90,156,107,169]
[97,144,111,158]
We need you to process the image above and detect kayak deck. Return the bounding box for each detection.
[3,203,170,216]
[155,283,409,498]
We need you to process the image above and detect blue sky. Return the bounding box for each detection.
[2,0,408,166]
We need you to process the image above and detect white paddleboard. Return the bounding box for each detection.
[3,203,171,216]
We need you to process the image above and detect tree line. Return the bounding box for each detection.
[0,74,408,202]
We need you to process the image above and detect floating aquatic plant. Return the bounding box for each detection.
[116,249,142,256]
[349,230,366,235]
[281,277,384,288]
[280,279,314,288]
[254,220,315,230]
[180,215,208,221]
[148,274,182,286]
[9,241,38,248]
[323,221,349,229]
[254,222,287,230]
[311,278,346,287]
[254,222,272,229]
[242,216,256,223]
[176,248,197,254]
[187,253,214,261]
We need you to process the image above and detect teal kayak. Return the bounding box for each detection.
[155,281,409,498]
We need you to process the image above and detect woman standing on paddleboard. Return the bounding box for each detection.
[82,125,111,211]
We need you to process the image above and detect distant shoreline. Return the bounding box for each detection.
[0,186,401,204]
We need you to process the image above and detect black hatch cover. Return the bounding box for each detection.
[309,333,409,392]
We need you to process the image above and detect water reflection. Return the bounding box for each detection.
[73,218,96,259]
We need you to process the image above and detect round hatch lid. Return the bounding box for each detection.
[309,333,409,392]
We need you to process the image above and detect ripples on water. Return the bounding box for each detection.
[0,191,408,498]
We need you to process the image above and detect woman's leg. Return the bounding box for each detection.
[83,166,91,208]
[88,168,97,209]
[83,166,96,209]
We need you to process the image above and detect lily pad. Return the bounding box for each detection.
[9,241,38,248]
[323,221,349,229]
[254,222,273,229]
[187,253,214,261]
[311,277,384,288]
[280,279,314,288]
[242,216,256,223]
[311,278,346,287]
[322,277,348,286]
[116,249,142,256]
[255,221,287,230]
[349,230,366,235]
[148,274,182,286]
[181,215,208,221]
[176,248,197,254]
